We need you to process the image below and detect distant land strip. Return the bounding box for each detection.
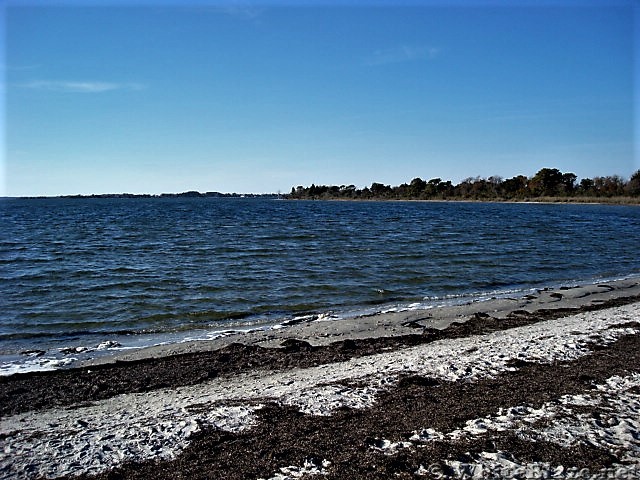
[7,167,640,203]
[16,192,281,200]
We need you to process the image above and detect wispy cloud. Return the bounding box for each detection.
[364,45,440,67]
[222,5,265,20]
[18,80,145,93]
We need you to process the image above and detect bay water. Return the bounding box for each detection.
[1,197,639,373]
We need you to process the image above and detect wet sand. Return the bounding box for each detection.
[1,278,640,479]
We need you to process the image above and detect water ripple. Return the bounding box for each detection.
[1,198,639,352]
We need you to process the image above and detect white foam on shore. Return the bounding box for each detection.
[0,342,139,377]
[0,357,78,376]
[1,303,639,479]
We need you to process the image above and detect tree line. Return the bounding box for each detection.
[288,168,640,202]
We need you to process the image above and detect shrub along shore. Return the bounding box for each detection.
[289,167,640,203]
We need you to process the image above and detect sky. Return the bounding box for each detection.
[2,0,638,196]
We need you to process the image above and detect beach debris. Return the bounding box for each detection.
[20,349,45,357]
[96,341,121,350]
[59,346,89,355]
[259,458,331,480]
[401,319,425,329]
[280,339,315,352]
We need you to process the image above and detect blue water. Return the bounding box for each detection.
[1,198,639,371]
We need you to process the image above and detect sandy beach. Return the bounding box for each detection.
[2,278,640,479]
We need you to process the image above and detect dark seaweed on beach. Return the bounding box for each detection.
[64,332,640,480]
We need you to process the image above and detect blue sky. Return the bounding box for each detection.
[3,0,638,196]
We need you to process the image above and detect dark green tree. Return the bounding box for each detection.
[528,168,564,196]
[501,175,528,198]
[561,173,577,194]
[578,178,595,195]
[370,182,392,197]
[409,177,427,198]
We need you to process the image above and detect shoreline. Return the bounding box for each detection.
[1,278,640,478]
[4,275,639,377]
[5,195,640,206]
[81,276,640,365]
[288,196,640,206]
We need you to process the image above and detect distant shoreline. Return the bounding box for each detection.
[287,196,640,206]
[5,192,281,200]
[4,194,640,206]
[289,168,640,204]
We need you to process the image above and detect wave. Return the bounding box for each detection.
[0,328,143,342]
